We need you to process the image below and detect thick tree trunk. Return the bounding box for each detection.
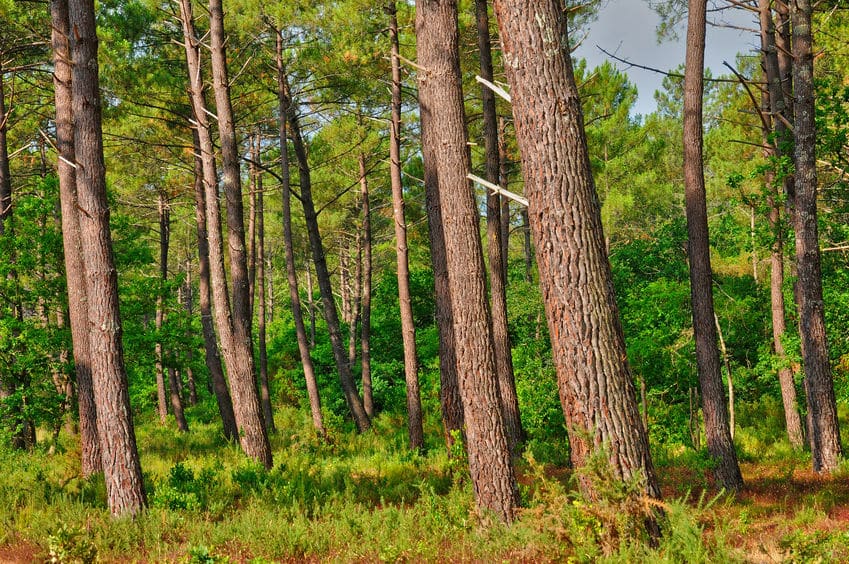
[68,0,146,515]
[416,0,519,523]
[681,0,743,491]
[475,0,523,455]
[791,0,843,472]
[389,1,424,450]
[253,136,275,434]
[207,0,272,465]
[279,66,371,433]
[50,0,101,476]
[359,153,375,419]
[416,48,466,453]
[276,32,325,435]
[493,0,662,509]
[180,0,271,466]
[758,0,804,449]
[190,128,238,441]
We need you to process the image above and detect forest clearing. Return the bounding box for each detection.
[1,0,849,561]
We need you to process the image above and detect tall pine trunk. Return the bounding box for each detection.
[758,0,804,449]
[682,0,742,491]
[207,0,271,465]
[190,128,238,441]
[475,0,523,455]
[155,192,170,425]
[253,135,275,434]
[790,0,843,472]
[492,0,663,509]
[50,0,101,476]
[276,32,325,435]
[279,66,370,433]
[416,0,519,523]
[179,0,271,466]
[388,1,423,450]
[68,0,146,514]
[359,153,375,419]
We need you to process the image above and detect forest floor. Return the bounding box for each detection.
[2,408,849,562]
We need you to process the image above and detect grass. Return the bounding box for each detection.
[2,402,849,562]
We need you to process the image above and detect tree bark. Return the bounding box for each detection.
[180,0,271,466]
[492,0,663,506]
[279,63,371,433]
[388,1,424,451]
[68,0,146,515]
[417,0,519,523]
[415,34,466,453]
[276,31,325,435]
[757,0,804,450]
[681,0,743,491]
[50,0,101,476]
[359,153,375,419]
[208,0,271,465]
[790,0,843,472]
[475,0,523,455]
[190,127,238,441]
[181,267,198,406]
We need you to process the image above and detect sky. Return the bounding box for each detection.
[573,1,759,116]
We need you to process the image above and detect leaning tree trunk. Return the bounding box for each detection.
[758,0,804,449]
[791,0,842,472]
[190,129,238,441]
[50,0,101,476]
[492,0,663,509]
[276,31,325,435]
[180,0,271,466]
[279,66,370,433]
[388,1,424,451]
[475,0,523,455]
[416,0,519,524]
[680,0,743,491]
[68,0,146,515]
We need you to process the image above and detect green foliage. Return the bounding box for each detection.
[47,525,98,564]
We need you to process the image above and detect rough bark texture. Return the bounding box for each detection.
[422,111,465,452]
[50,0,102,476]
[791,0,842,472]
[68,0,146,515]
[681,0,743,491]
[207,0,272,465]
[281,68,371,433]
[389,1,423,451]
[277,33,325,435]
[416,0,519,523]
[190,128,238,441]
[758,0,804,450]
[179,0,270,465]
[492,0,663,502]
[475,0,523,455]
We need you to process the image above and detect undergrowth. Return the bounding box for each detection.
[1,403,847,562]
